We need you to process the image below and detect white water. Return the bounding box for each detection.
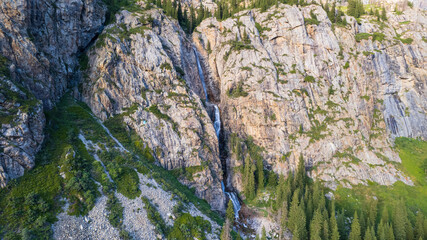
[214,105,221,138]
[222,182,241,219]
[79,134,113,183]
[193,47,241,219]
[193,47,208,101]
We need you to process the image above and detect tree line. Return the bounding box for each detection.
[225,134,427,239]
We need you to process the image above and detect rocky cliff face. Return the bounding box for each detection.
[0,77,44,188]
[0,0,105,187]
[80,6,226,211]
[0,0,106,107]
[192,4,426,191]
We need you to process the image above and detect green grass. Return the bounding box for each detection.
[335,137,427,215]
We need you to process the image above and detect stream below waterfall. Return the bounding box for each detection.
[193,48,242,219]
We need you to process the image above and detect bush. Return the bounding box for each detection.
[304,75,315,83]
[167,213,212,240]
[355,33,371,42]
[227,80,248,98]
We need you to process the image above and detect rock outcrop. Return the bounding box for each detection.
[81,6,226,211]
[0,77,44,187]
[193,4,426,191]
[0,0,106,107]
[0,0,105,187]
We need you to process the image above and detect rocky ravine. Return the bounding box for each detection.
[193,4,426,192]
[0,0,105,187]
[81,6,226,211]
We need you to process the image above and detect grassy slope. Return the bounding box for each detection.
[0,94,223,239]
[335,137,427,215]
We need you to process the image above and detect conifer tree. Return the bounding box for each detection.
[381,8,387,21]
[288,190,306,239]
[256,158,264,192]
[392,202,406,240]
[349,212,361,240]
[377,219,387,240]
[414,212,424,240]
[337,208,347,239]
[267,171,277,188]
[322,218,330,240]
[220,220,231,240]
[386,223,395,240]
[226,200,235,224]
[330,205,340,240]
[309,209,323,240]
[261,227,267,240]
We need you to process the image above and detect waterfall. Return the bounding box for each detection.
[194,47,241,219]
[214,105,221,138]
[193,47,208,101]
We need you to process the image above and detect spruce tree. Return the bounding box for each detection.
[392,203,406,240]
[381,8,387,21]
[288,190,306,239]
[414,212,424,240]
[377,220,386,240]
[349,212,361,240]
[310,209,323,240]
[226,200,235,224]
[329,201,340,240]
[323,218,330,240]
[261,227,267,240]
[294,155,306,190]
[220,220,231,240]
[256,158,264,192]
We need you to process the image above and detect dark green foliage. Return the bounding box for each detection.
[355,33,371,42]
[168,213,212,240]
[304,75,316,83]
[106,193,124,228]
[347,0,365,18]
[79,53,90,71]
[227,80,248,98]
[349,212,361,240]
[305,10,320,26]
[142,196,168,235]
[226,200,235,224]
[0,55,10,78]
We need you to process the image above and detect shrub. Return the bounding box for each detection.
[304,75,315,83]
[355,33,371,42]
[227,80,248,98]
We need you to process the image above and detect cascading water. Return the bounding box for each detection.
[193,47,241,219]
[214,105,221,138]
[193,48,208,101]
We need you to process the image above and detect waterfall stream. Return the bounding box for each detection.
[193,47,241,219]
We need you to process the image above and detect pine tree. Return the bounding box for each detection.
[381,8,387,21]
[392,202,406,240]
[256,158,264,192]
[329,202,340,240]
[414,212,424,240]
[267,171,277,188]
[278,201,288,240]
[349,212,361,240]
[377,220,386,240]
[386,223,395,240]
[310,209,323,240]
[261,227,267,240]
[294,155,306,190]
[323,218,330,240]
[244,157,255,200]
[288,190,306,239]
[220,220,231,240]
[226,200,235,224]
[337,208,347,239]
[206,41,211,54]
